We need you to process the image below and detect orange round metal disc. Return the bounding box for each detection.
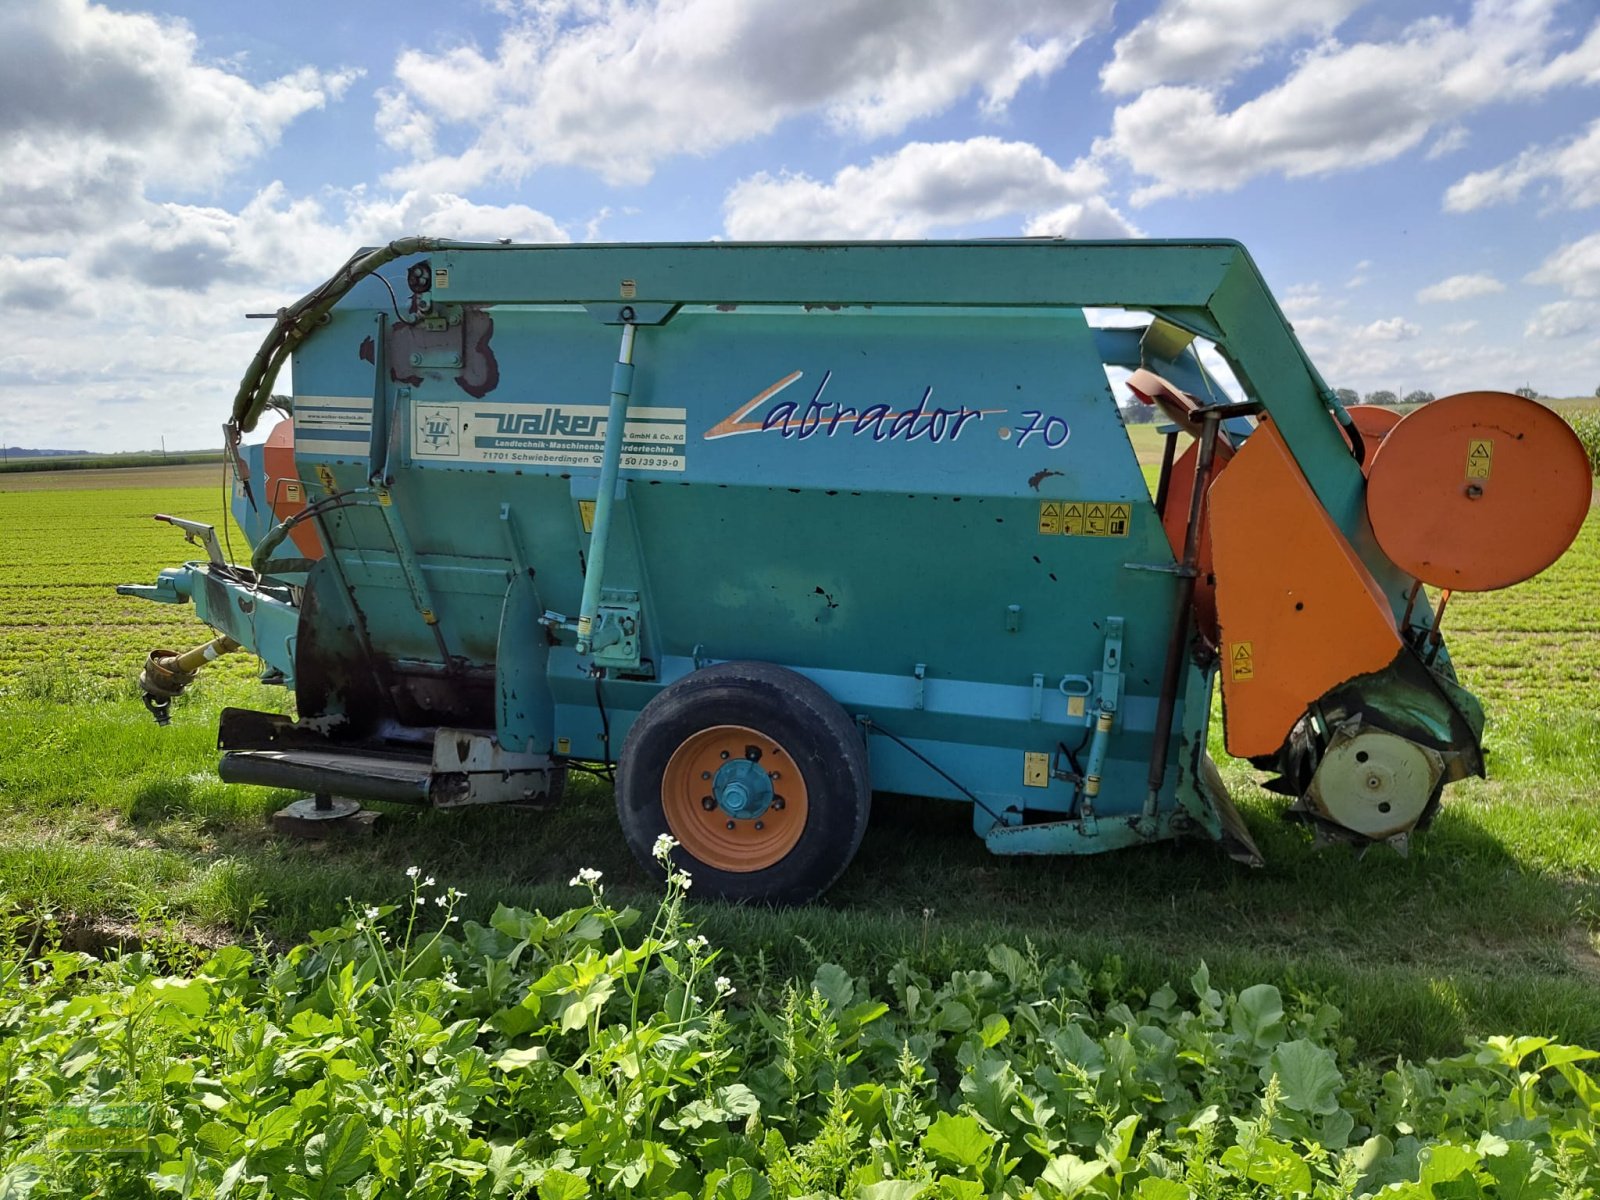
[1346,405,1402,475]
[1365,391,1592,591]
[661,724,809,872]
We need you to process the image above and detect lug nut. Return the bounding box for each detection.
[754,820,764,830]
[701,770,711,780]
[773,797,785,810]
[725,820,736,830]
[768,771,780,780]
[701,796,716,810]
[719,750,730,759]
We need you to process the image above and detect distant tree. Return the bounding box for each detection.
[1365,389,1399,406]
[1334,388,1360,406]
[1403,390,1435,406]
[1120,401,1156,424]
[1514,385,1539,399]
[1593,383,1599,398]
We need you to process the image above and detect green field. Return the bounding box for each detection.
[3,466,1600,1197]
[2,468,1597,1062]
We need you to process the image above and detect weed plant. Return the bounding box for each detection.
[2,842,1597,1198]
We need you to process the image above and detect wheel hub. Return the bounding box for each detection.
[714,758,774,820]
[1305,722,1444,839]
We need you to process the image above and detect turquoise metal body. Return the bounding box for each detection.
[129,239,1459,855]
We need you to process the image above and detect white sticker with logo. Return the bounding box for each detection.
[414,402,687,471]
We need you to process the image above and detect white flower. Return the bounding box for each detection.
[364,906,380,920]
[569,867,603,887]
[688,935,709,952]
[675,871,693,892]
[652,833,679,861]
[406,866,420,879]
[423,876,436,888]
[451,889,466,899]
[715,976,735,996]
[435,894,448,907]
[442,969,458,986]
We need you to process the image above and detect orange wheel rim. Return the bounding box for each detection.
[661,724,810,872]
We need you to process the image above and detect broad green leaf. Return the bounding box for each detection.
[303,1114,371,1193]
[858,1183,928,1200]
[1040,1154,1109,1198]
[1232,984,1285,1049]
[1540,1043,1600,1070]
[1482,1141,1558,1200]
[713,1169,772,1200]
[934,1178,985,1200]
[978,1013,1010,1048]
[1417,1142,1479,1187]
[1135,1179,1193,1200]
[987,944,1031,986]
[922,1113,993,1172]
[538,1167,590,1200]
[812,963,854,1011]
[1265,1039,1343,1115]
[494,1045,549,1070]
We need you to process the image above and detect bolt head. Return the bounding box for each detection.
[701,795,715,810]
[772,797,785,810]
[725,820,736,831]
[754,821,764,831]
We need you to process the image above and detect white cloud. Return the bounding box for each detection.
[381,0,1111,188]
[1362,317,1421,341]
[1526,232,1600,297]
[1424,123,1470,159]
[721,138,1133,239]
[1416,272,1505,302]
[0,0,357,246]
[1525,300,1598,339]
[1100,0,1365,94]
[1443,116,1600,211]
[1099,1,1600,204]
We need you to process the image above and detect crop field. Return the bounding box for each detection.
[2,466,1599,1195]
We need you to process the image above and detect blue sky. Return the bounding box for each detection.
[3,0,1597,451]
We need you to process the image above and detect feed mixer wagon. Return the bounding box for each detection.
[120,239,1592,903]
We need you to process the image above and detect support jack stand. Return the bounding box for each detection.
[271,793,380,838]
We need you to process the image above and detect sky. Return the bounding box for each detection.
[2,0,1598,452]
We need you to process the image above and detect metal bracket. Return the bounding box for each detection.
[589,589,642,670]
[912,663,926,711]
[1030,673,1045,721]
[154,514,226,567]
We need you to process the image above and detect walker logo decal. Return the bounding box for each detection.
[705,370,1058,446]
[414,402,686,471]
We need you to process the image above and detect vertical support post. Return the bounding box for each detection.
[368,313,389,484]
[577,318,637,654]
[1079,618,1123,836]
[1142,408,1226,834]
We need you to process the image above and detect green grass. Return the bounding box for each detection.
[1,474,1598,1062]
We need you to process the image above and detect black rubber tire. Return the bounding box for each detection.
[616,660,871,904]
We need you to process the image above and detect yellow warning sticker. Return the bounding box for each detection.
[579,499,596,533]
[556,736,571,754]
[1229,641,1255,682]
[1066,694,1086,719]
[315,463,336,493]
[1039,499,1131,537]
[283,481,303,503]
[1466,438,1493,479]
[1024,751,1049,787]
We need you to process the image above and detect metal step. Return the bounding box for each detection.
[220,748,432,804]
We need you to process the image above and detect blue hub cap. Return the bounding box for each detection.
[713,757,774,820]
